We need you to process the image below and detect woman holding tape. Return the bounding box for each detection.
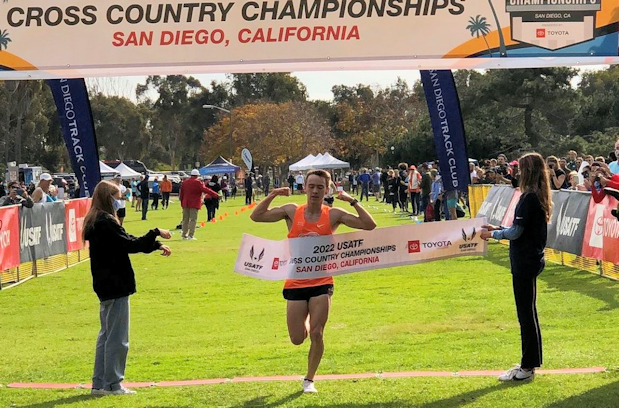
[481,152,552,382]
[251,169,376,393]
[84,180,172,395]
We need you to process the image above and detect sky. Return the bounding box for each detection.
[88,67,605,103]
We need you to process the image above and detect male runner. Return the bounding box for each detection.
[250,169,376,393]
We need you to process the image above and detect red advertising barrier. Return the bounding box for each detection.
[0,206,20,271]
[64,198,91,252]
[575,196,619,264]
[602,197,619,264]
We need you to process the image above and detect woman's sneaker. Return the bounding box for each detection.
[302,379,318,393]
[498,366,535,382]
[90,388,106,396]
[104,386,137,395]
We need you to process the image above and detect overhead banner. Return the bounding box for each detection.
[20,202,68,263]
[48,79,101,197]
[0,206,20,271]
[65,198,92,252]
[234,218,487,280]
[0,1,617,78]
[475,185,516,227]
[420,70,469,192]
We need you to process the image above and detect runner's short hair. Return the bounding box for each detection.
[306,169,331,187]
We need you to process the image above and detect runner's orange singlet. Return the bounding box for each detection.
[284,204,334,289]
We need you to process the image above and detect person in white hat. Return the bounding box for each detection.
[179,169,219,240]
[32,173,57,203]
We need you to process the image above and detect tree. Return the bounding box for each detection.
[201,101,331,177]
[136,75,202,168]
[230,73,307,105]
[472,68,578,152]
[90,94,150,161]
[184,80,233,167]
[573,66,619,136]
[0,81,49,164]
[330,81,424,167]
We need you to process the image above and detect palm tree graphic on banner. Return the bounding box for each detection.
[466,15,493,57]
[0,0,10,51]
[486,0,507,57]
[0,29,11,51]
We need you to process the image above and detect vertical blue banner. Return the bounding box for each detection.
[48,79,100,197]
[420,70,469,192]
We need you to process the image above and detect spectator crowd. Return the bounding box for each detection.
[3,139,618,224]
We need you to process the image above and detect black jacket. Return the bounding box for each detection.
[139,179,150,200]
[85,213,161,301]
[244,176,253,190]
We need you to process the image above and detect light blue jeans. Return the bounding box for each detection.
[92,296,130,391]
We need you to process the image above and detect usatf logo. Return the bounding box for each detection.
[460,228,479,252]
[244,245,265,272]
[250,245,264,261]
[272,258,280,270]
[461,228,477,242]
[536,29,546,38]
[408,240,421,253]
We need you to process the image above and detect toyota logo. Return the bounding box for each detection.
[594,214,604,236]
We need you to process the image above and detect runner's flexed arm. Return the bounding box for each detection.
[250,187,296,223]
[331,190,377,230]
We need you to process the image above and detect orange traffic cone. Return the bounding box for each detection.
[200,222,206,227]
[235,211,239,216]
[219,215,223,221]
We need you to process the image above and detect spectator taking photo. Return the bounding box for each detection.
[0,181,34,208]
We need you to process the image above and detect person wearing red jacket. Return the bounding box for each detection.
[179,169,219,240]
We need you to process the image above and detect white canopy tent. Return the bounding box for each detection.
[99,161,120,179]
[309,153,350,169]
[115,162,141,179]
[289,153,350,171]
[289,154,317,171]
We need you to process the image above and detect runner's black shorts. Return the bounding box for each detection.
[283,284,334,301]
[117,208,126,218]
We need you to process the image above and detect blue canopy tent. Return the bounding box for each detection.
[199,156,240,176]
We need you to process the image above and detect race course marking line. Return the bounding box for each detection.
[4,367,607,389]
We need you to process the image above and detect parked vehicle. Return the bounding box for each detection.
[162,170,190,180]
[103,160,150,174]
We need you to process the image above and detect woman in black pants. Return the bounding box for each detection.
[204,175,222,221]
[481,152,552,382]
[387,170,399,212]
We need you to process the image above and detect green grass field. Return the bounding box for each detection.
[1,194,619,407]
